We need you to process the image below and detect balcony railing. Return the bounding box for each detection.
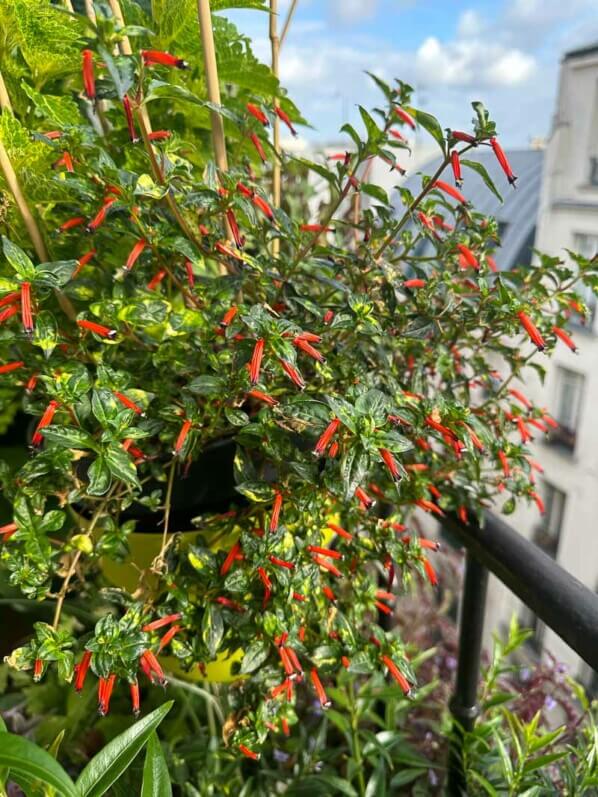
[445,512,598,794]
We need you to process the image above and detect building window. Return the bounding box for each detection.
[548,367,584,451]
[572,234,598,326]
[520,481,566,649]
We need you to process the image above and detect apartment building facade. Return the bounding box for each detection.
[483,43,598,685]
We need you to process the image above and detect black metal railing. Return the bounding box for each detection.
[445,512,598,794]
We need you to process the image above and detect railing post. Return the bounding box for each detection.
[447,551,489,795]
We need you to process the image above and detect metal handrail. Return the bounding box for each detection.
[446,512,598,794]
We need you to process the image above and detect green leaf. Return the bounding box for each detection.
[202,604,224,658]
[235,481,275,503]
[360,183,389,206]
[76,702,173,797]
[35,260,77,288]
[468,770,498,796]
[240,640,269,674]
[141,733,171,797]
[32,310,58,359]
[461,159,503,203]
[340,447,369,501]
[0,734,77,797]
[104,445,141,490]
[359,106,382,147]
[2,237,36,280]
[410,108,445,153]
[87,457,112,496]
[42,425,95,450]
[522,751,567,773]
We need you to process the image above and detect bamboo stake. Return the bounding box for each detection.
[0,73,48,262]
[197,0,229,174]
[63,0,74,11]
[84,0,96,24]
[280,0,298,48]
[269,0,281,256]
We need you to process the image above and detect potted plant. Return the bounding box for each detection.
[0,0,595,760]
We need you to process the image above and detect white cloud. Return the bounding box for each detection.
[457,10,484,38]
[328,0,379,24]
[415,36,535,88]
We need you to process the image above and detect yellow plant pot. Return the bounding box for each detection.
[101,515,340,683]
[101,528,243,683]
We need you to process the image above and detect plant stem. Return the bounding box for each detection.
[156,458,176,566]
[348,679,366,797]
[270,0,281,245]
[280,0,298,47]
[52,488,115,629]
[166,675,225,724]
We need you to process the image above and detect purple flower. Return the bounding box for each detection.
[446,656,458,671]
[273,749,290,763]
[544,695,557,711]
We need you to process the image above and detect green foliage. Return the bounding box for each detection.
[0,0,595,780]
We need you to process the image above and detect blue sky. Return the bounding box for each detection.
[227,0,598,147]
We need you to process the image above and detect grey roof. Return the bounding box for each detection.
[396,148,544,270]
[564,42,598,61]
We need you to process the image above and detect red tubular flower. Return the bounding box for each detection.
[77,319,117,339]
[432,180,467,205]
[314,418,340,457]
[456,244,479,270]
[33,658,43,681]
[158,624,181,652]
[517,311,545,351]
[462,424,484,452]
[129,680,140,715]
[313,555,341,577]
[322,585,336,602]
[422,557,438,586]
[185,259,195,288]
[279,359,305,390]
[122,95,139,143]
[380,448,401,481]
[73,248,97,277]
[143,613,183,632]
[257,566,272,608]
[457,505,468,525]
[394,106,416,129]
[98,674,117,716]
[326,521,353,541]
[53,151,74,172]
[516,416,532,443]
[294,336,325,363]
[323,309,334,324]
[490,138,517,185]
[293,592,306,602]
[21,282,33,335]
[0,303,18,325]
[542,412,558,430]
[249,338,265,385]
[450,130,477,145]
[174,419,192,455]
[32,400,59,446]
[249,133,266,162]
[58,216,86,233]
[148,130,172,141]
[269,491,283,532]
[0,361,24,375]
[239,744,260,761]
[451,150,463,187]
[527,418,548,433]
[147,269,167,291]
[216,596,244,612]
[400,536,440,551]
[380,654,411,695]
[498,450,510,477]
[307,545,342,560]
[74,650,92,692]
[0,291,20,309]
[552,325,578,353]
[225,209,245,249]
[124,239,147,272]
[310,667,331,708]
[220,305,238,328]
[274,106,296,136]
[81,49,96,100]
[341,655,351,669]
[403,279,426,289]
[486,254,498,273]
[40,130,62,140]
[246,102,269,126]
[530,490,545,515]
[141,50,188,69]
[328,442,339,458]
[375,600,392,615]
[215,241,244,260]
[251,194,274,220]
[220,541,242,576]
[355,486,374,510]
[509,388,532,410]
[141,650,166,686]
[247,389,278,407]
[278,646,295,678]
[86,197,117,232]
[114,391,145,416]
[389,128,407,141]
[300,224,334,233]
[415,498,445,517]
[0,522,18,541]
